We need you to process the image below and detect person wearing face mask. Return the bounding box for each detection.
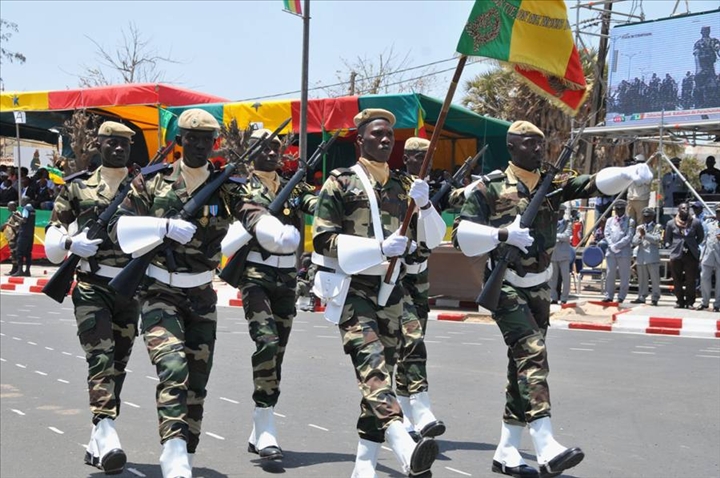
[44,121,138,475]
[312,109,446,478]
[601,200,635,304]
[225,128,316,461]
[665,202,705,309]
[110,109,245,478]
[453,120,654,478]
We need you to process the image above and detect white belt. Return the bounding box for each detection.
[403,260,428,275]
[503,264,554,288]
[79,260,124,279]
[312,252,386,276]
[147,264,214,288]
[246,251,296,269]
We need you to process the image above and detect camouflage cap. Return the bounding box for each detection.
[404,137,430,152]
[642,207,655,216]
[507,120,545,138]
[250,128,282,144]
[353,108,396,128]
[97,121,135,139]
[178,109,220,132]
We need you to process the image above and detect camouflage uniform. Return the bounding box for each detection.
[235,174,316,408]
[110,161,242,453]
[453,165,598,425]
[313,165,425,443]
[1,211,22,273]
[50,167,139,425]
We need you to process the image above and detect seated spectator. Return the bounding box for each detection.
[33,178,55,210]
[0,179,17,206]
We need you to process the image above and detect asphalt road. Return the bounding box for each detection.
[1,292,719,478]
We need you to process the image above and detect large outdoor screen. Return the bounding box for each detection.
[606,10,720,127]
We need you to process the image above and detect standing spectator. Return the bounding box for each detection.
[698,156,720,194]
[13,198,36,277]
[550,205,573,304]
[664,202,704,309]
[626,155,650,224]
[1,201,22,275]
[661,157,688,207]
[697,204,720,311]
[602,200,635,304]
[632,208,662,306]
[691,201,709,223]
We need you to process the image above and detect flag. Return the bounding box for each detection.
[46,166,65,185]
[159,108,176,145]
[283,0,302,16]
[457,0,588,116]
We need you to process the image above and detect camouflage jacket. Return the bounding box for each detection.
[1,211,22,244]
[453,165,598,274]
[313,163,419,260]
[50,167,133,268]
[110,160,243,274]
[237,173,316,257]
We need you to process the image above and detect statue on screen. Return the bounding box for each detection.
[693,26,720,108]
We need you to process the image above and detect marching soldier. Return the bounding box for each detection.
[44,121,138,475]
[312,109,446,478]
[395,137,446,441]
[110,109,243,478]
[453,120,653,477]
[1,201,22,275]
[222,128,315,460]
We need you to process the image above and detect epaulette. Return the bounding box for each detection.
[63,169,91,182]
[228,175,247,185]
[329,167,353,177]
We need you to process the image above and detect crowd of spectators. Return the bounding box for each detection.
[0,165,58,210]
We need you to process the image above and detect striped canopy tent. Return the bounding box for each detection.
[164,93,511,177]
[0,83,229,167]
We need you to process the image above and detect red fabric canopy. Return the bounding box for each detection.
[291,96,359,133]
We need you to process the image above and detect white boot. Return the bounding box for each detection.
[188,453,194,472]
[409,392,445,438]
[385,420,438,476]
[529,417,584,475]
[492,422,539,476]
[160,437,191,478]
[396,395,416,434]
[87,418,126,474]
[248,406,283,460]
[350,439,380,478]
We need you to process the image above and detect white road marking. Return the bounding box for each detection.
[146,375,159,381]
[425,340,441,343]
[313,325,328,328]
[0,333,4,336]
[11,409,25,416]
[220,397,239,404]
[205,432,225,440]
[57,379,69,384]
[632,351,656,355]
[48,427,64,434]
[580,342,596,346]
[35,371,48,376]
[308,424,329,431]
[635,345,656,349]
[16,363,26,368]
[62,352,72,356]
[436,336,452,339]
[48,312,61,315]
[445,467,472,476]
[9,322,41,325]
[45,347,54,351]
[317,335,336,339]
[0,358,5,362]
[699,349,720,353]
[5,314,17,317]
[76,355,85,360]
[12,337,21,341]
[462,342,484,346]
[274,412,286,418]
[697,355,720,359]
[27,341,37,345]
[293,329,306,332]
[128,468,146,477]
[17,309,30,312]
[570,348,594,351]
[27,316,41,319]
[123,401,140,408]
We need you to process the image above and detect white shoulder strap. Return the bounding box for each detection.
[350,164,384,244]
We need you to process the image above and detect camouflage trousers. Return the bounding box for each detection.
[339,277,424,443]
[396,269,430,397]
[492,281,552,425]
[139,282,217,454]
[240,264,297,408]
[71,278,139,425]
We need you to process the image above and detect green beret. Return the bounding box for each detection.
[178,109,220,132]
[250,128,282,144]
[507,120,545,138]
[97,121,135,139]
[353,108,396,128]
[404,137,430,152]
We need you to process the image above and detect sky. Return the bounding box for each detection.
[1,0,719,103]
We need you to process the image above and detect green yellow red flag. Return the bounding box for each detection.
[46,166,65,185]
[283,0,302,16]
[457,0,588,116]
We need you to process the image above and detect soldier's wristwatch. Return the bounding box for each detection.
[64,237,73,250]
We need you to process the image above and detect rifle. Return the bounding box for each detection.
[219,129,341,287]
[42,141,176,304]
[109,118,291,299]
[476,128,585,311]
[430,144,487,209]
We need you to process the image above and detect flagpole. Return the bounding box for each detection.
[299,0,310,164]
[383,55,468,287]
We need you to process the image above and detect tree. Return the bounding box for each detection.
[58,110,103,173]
[77,22,177,87]
[0,19,27,85]
[317,47,438,97]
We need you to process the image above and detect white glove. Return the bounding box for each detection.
[408,240,418,254]
[278,225,301,253]
[166,218,197,245]
[381,230,409,257]
[504,215,534,253]
[68,228,103,258]
[622,163,653,185]
[409,179,429,208]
